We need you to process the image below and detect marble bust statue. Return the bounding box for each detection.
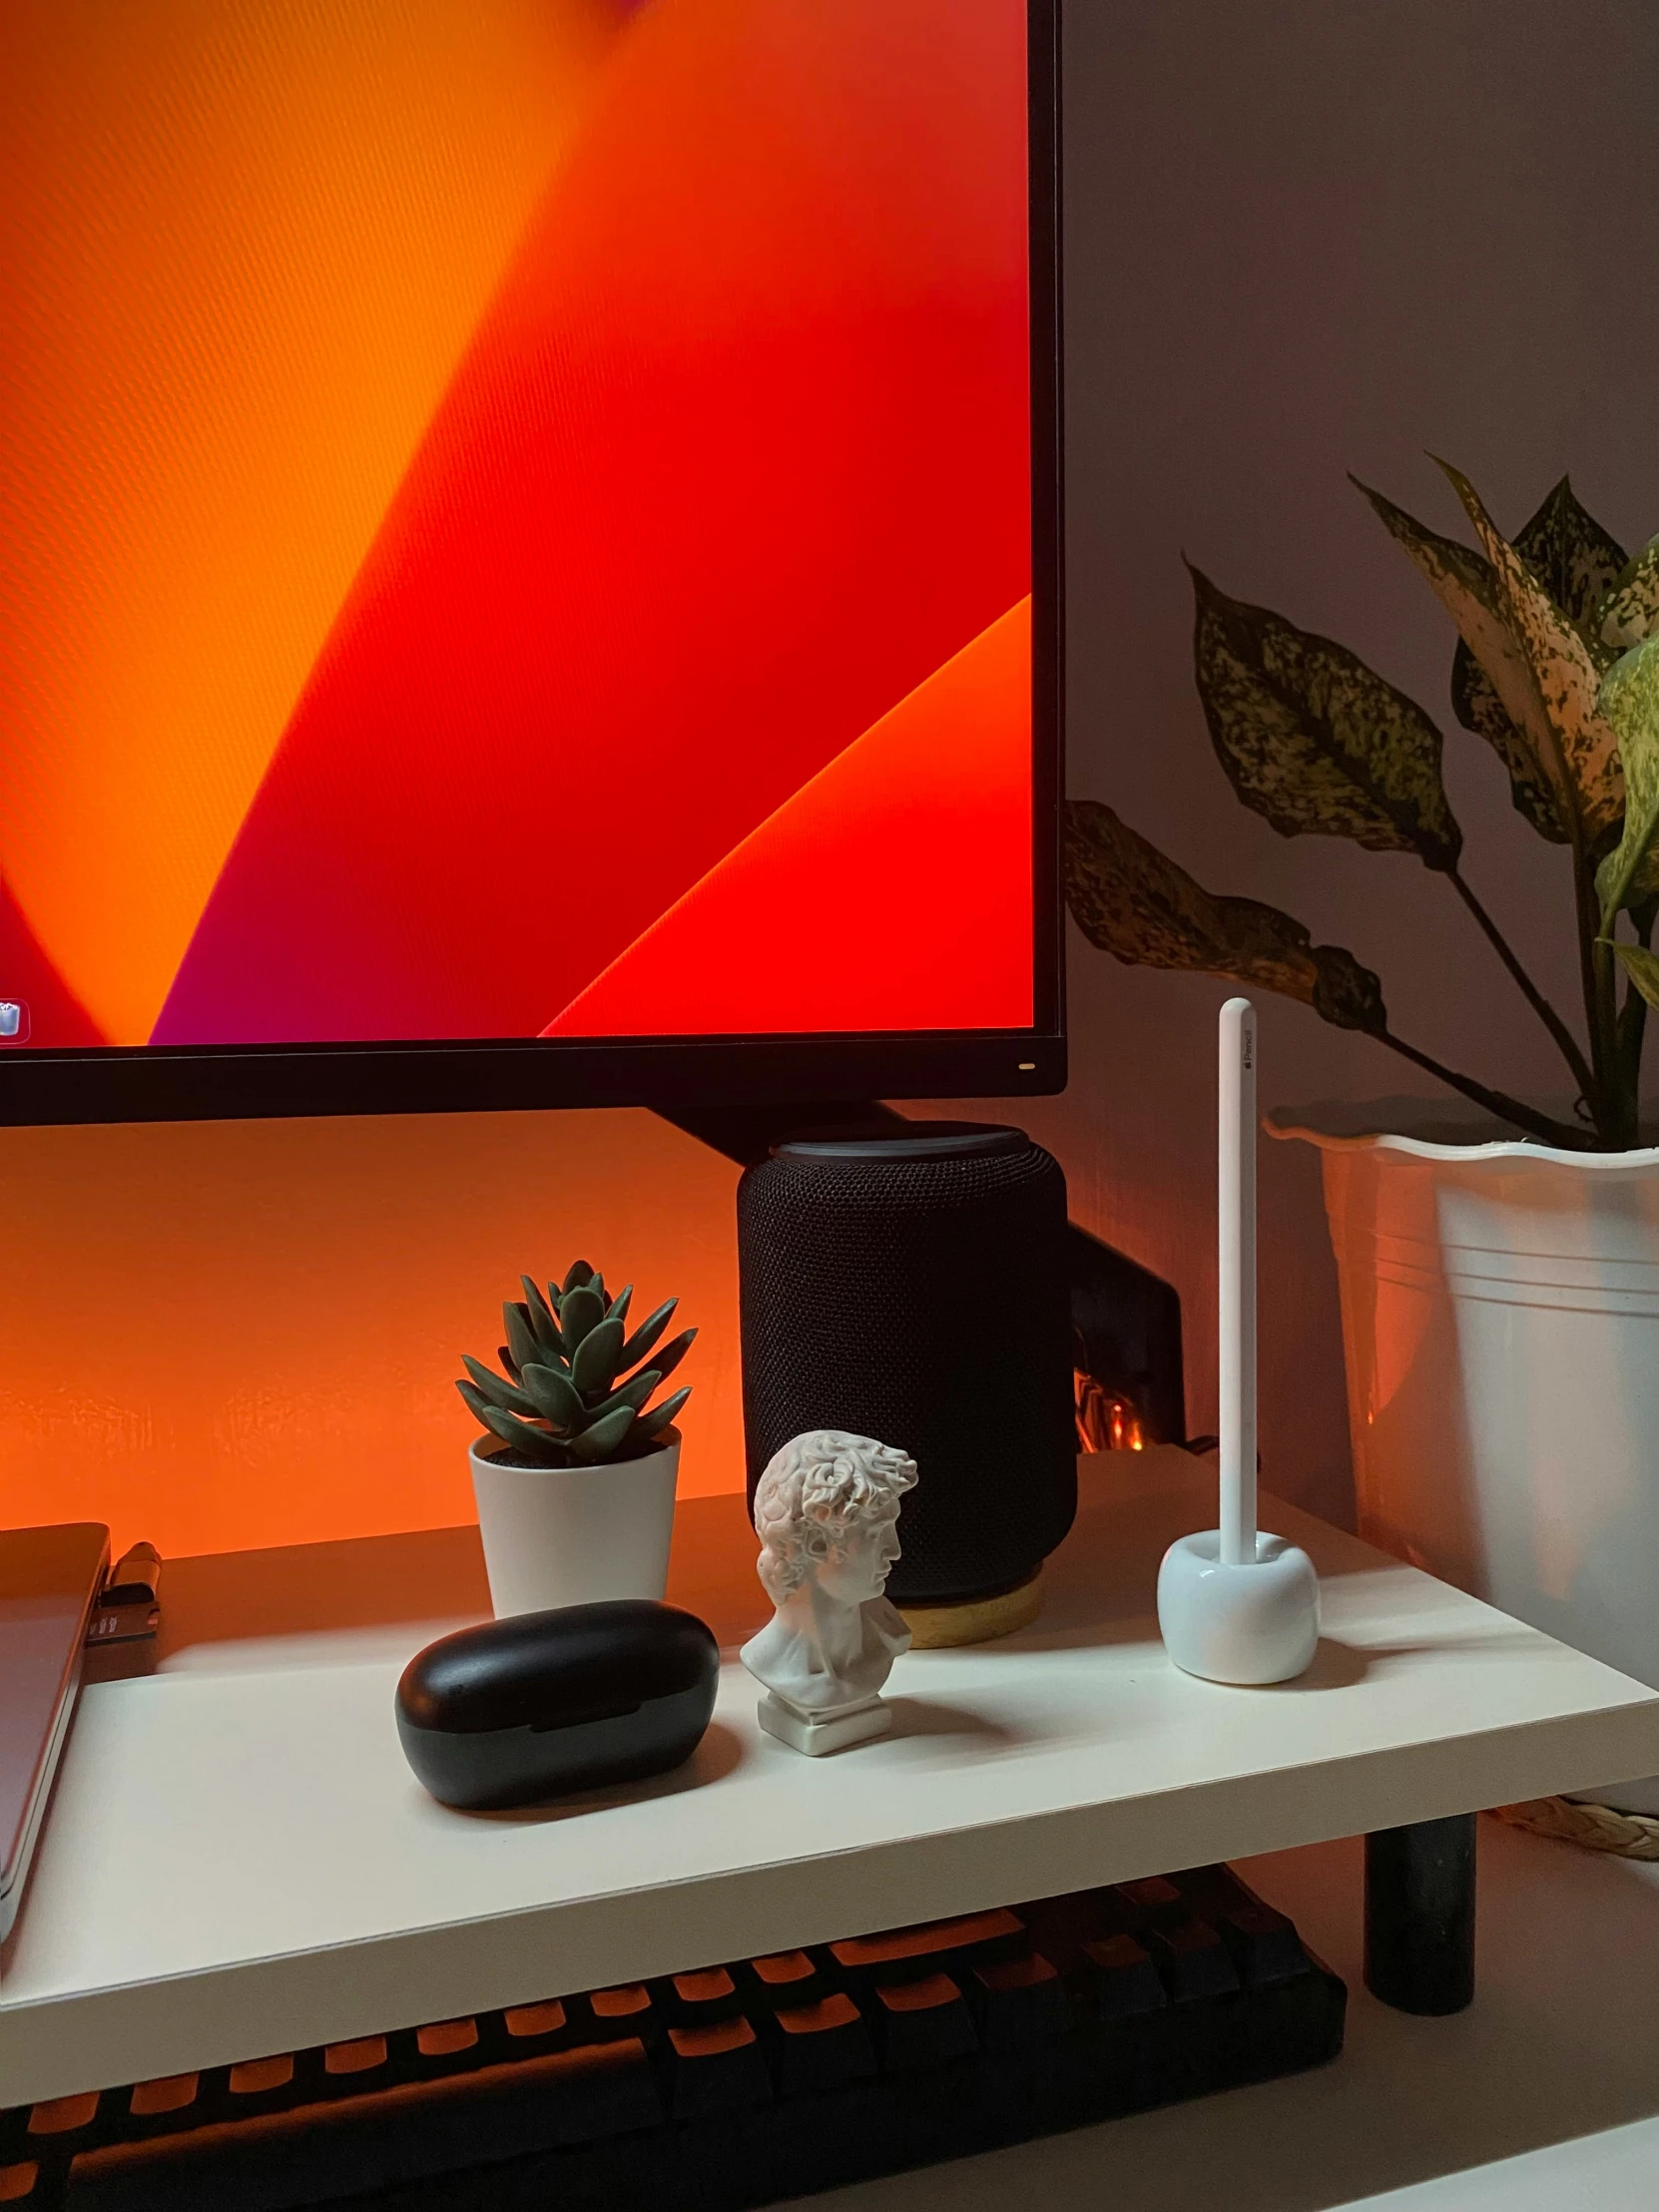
[740,1430,919,1755]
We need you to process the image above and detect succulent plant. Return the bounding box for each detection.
[456,1261,694,1467]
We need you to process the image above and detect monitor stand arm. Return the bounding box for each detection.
[655,1100,904,1172]
[653,1104,1187,1449]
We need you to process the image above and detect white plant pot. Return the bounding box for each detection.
[1272,1103,1659,1815]
[468,1429,680,1619]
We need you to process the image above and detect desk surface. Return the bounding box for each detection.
[4,1447,1658,2105]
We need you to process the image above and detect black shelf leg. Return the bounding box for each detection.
[1364,1814,1476,2014]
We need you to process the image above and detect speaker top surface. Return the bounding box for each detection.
[774,1121,1029,1164]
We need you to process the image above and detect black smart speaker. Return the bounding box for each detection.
[737,1123,1075,1606]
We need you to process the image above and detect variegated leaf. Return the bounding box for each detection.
[1452,656,1569,841]
[1190,567,1461,869]
[1446,478,1625,836]
[1608,941,1659,1014]
[1595,636,1659,916]
[1357,477,1566,841]
[1504,476,1627,625]
[1439,461,1625,842]
[1597,537,1659,653]
[1064,800,1387,1034]
[1307,941,1392,1031]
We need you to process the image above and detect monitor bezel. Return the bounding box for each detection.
[0,0,1064,1131]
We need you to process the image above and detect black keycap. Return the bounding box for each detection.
[585,1983,661,2046]
[1081,1933,1168,2020]
[971,1949,1072,2052]
[1168,1864,1238,1917]
[667,2017,773,2118]
[770,1993,877,2094]
[125,2073,203,2139]
[743,1949,836,2010]
[503,2035,664,2145]
[399,2016,489,2079]
[1118,1876,1181,1913]
[26,2092,102,2151]
[317,2035,392,2097]
[1221,1904,1310,1986]
[494,1998,573,2059]
[1016,1888,1119,1973]
[206,2051,301,2123]
[1107,1876,1188,1939]
[663,1966,745,2025]
[874,1972,978,2071]
[1149,1918,1242,2002]
[830,1908,1025,1989]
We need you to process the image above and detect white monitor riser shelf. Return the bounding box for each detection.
[3,1446,1657,2107]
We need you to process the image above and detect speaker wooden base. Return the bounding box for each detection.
[897,1570,1043,1649]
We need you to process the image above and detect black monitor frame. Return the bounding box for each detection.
[0,0,1064,1131]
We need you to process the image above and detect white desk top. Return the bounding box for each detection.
[4,1447,1657,2105]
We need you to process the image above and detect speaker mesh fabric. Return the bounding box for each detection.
[737,1134,1075,1603]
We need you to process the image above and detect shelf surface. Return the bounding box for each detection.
[4,1446,1658,2104]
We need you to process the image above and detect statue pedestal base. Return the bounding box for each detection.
[756,1692,892,1758]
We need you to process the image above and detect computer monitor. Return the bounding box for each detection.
[0,0,1062,1128]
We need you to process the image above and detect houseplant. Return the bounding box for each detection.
[457,1261,694,1617]
[1066,465,1659,1818]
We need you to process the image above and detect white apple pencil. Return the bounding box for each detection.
[1218,995,1257,1568]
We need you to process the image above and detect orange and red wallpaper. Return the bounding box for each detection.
[1,0,1033,1056]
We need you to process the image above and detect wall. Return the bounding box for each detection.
[0,1111,742,1557]
[6,0,1657,1555]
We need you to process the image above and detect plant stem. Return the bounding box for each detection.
[1617,976,1648,1120]
[1520,665,1619,1138]
[1618,900,1657,1118]
[1590,934,1636,1147]
[1374,1027,1597,1150]
[1579,852,1624,1136]
[1566,837,1599,1030]
[1444,866,1596,1102]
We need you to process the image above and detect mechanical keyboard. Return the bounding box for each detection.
[1,1862,1344,2211]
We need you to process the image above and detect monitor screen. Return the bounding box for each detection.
[1,1,1058,1115]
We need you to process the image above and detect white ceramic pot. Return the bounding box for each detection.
[468,1429,681,1619]
[1272,1102,1659,1814]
